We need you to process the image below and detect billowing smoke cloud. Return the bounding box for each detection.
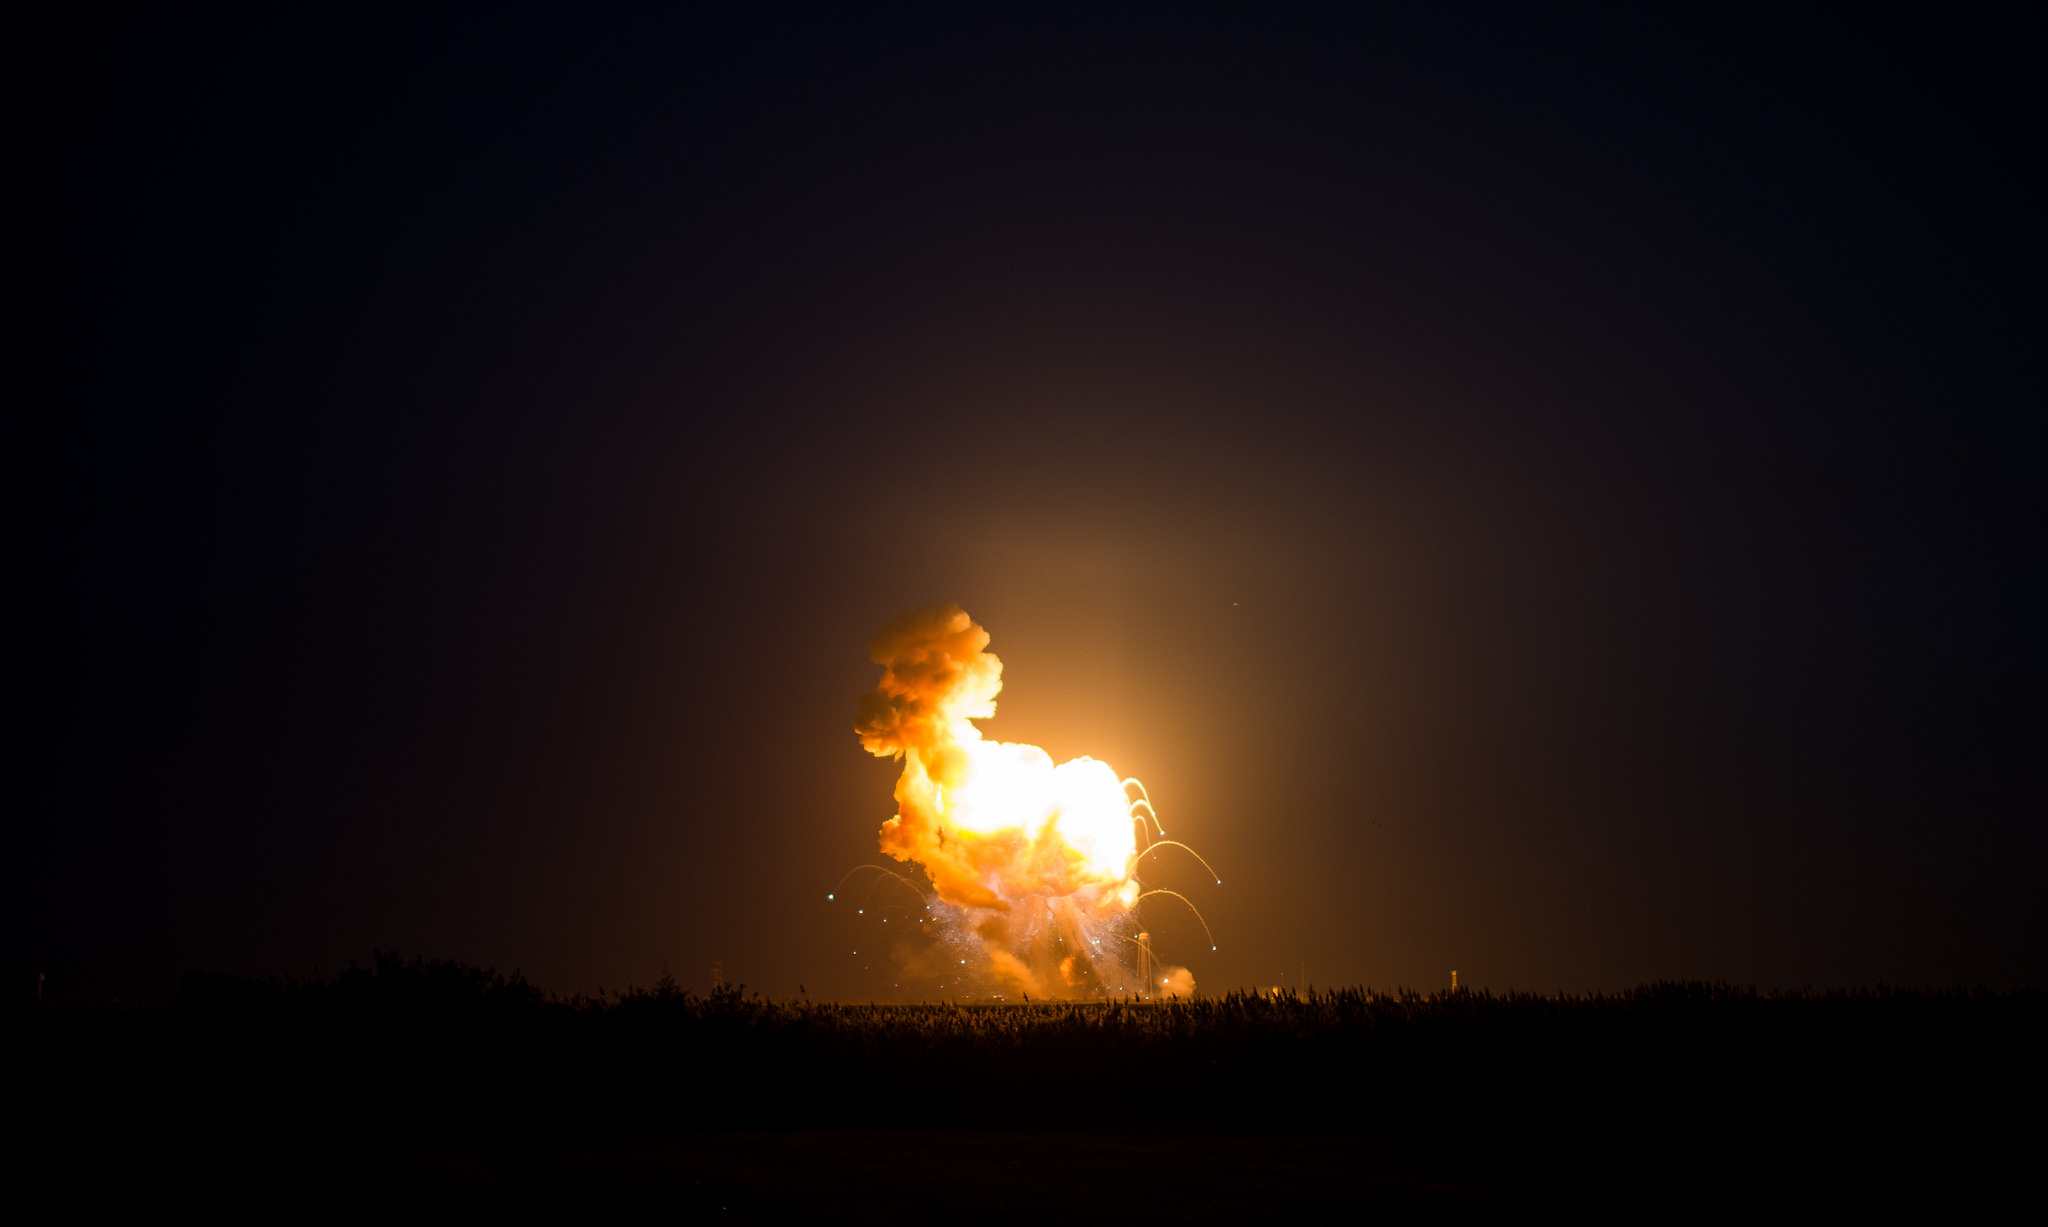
[856,604,1192,999]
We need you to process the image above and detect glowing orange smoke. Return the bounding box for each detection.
[856,603,1191,999]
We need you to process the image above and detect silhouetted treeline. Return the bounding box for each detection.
[11,953,2039,1165]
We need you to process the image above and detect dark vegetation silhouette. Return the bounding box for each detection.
[11,954,2038,1211]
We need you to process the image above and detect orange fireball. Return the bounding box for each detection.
[856,604,1161,997]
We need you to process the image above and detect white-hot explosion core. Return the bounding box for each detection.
[851,603,1208,1000]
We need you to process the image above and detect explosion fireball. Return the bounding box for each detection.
[847,603,1214,1000]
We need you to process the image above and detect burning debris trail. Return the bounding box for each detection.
[846,603,1214,999]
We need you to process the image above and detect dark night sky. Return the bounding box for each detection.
[18,8,2042,999]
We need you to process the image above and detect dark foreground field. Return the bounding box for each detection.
[11,955,2041,1218]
